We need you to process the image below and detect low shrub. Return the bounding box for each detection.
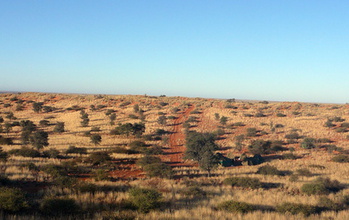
[223,177,262,189]
[128,187,162,213]
[216,200,254,213]
[296,168,313,177]
[332,155,349,163]
[301,177,344,195]
[281,153,298,160]
[276,202,320,216]
[0,187,28,212]
[40,197,80,216]
[9,147,40,158]
[180,186,207,198]
[256,165,282,176]
[143,162,173,179]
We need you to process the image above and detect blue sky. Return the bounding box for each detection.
[1,1,348,103]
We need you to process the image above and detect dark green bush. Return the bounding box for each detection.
[65,146,87,155]
[276,202,320,216]
[43,148,60,158]
[88,151,111,165]
[256,165,282,175]
[281,153,298,160]
[301,177,344,195]
[332,155,349,163]
[128,187,162,213]
[301,138,316,149]
[216,200,254,213]
[136,156,162,168]
[40,197,80,216]
[143,162,173,178]
[301,183,329,195]
[223,177,262,189]
[0,187,28,212]
[180,186,207,198]
[296,168,312,177]
[9,147,40,158]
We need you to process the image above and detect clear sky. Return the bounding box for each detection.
[1,1,348,103]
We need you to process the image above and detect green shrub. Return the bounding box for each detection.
[301,138,316,149]
[128,187,162,213]
[246,128,257,137]
[9,147,40,158]
[332,155,349,163]
[276,202,320,216]
[296,168,312,177]
[180,186,206,198]
[65,146,87,155]
[223,177,262,189]
[281,153,298,160]
[43,148,60,158]
[0,187,28,212]
[88,151,111,165]
[301,178,344,195]
[256,165,282,175]
[301,183,329,195]
[93,169,109,181]
[40,197,80,216]
[317,197,343,211]
[216,200,254,213]
[143,162,173,178]
[136,156,162,168]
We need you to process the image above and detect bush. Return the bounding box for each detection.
[296,168,312,177]
[317,197,344,211]
[0,187,28,212]
[0,136,13,145]
[276,202,320,216]
[301,183,329,195]
[256,165,282,175]
[180,186,206,198]
[332,155,349,163]
[216,200,254,213]
[128,187,162,213]
[223,177,262,189]
[301,138,316,149]
[65,146,87,155]
[93,169,109,181]
[276,113,286,117]
[40,197,80,216]
[136,156,162,168]
[9,147,40,158]
[43,148,60,158]
[281,153,298,160]
[143,145,164,155]
[88,151,111,165]
[301,178,344,195]
[246,128,257,137]
[143,162,173,178]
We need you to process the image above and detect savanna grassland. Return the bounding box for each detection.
[1,92,349,219]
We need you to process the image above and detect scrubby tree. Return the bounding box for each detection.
[33,102,43,113]
[185,131,220,176]
[29,130,49,150]
[109,113,116,125]
[53,122,65,133]
[220,116,228,126]
[90,134,102,145]
[157,115,167,126]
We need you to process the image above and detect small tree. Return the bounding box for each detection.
[90,134,102,145]
[157,115,167,126]
[33,102,43,113]
[109,113,116,125]
[185,131,220,176]
[220,116,228,126]
[30,130,49,150]
[53,122,65,133]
